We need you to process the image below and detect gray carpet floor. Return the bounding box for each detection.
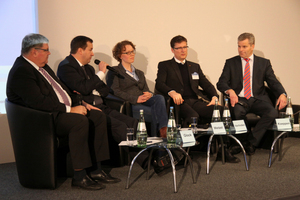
[1,137,300,200]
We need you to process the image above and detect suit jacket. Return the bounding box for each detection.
[155,58,218,101]
[217,55,286,104]
[108,63,150,105]
[6,56,79,119]
[57,55,109,105]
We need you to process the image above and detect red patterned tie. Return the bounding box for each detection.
[243,58,251,99]
[39,68,70,106]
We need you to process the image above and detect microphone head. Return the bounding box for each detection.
[94,59,100,65]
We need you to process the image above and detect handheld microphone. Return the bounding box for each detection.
[94,59,124,79]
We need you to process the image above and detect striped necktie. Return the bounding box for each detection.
[243,58,251,99]
[39,68,70,106]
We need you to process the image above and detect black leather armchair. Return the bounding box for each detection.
[5,99,70,189]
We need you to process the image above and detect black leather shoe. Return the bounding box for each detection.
[72,175,106,190]
[216,148,241,163]
[229,145,242,155]
[90,170,121,184]
[244,144,256,155]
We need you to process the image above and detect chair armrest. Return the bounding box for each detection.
[103,94,132,116]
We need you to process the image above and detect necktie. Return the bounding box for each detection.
[243,58,251,99]
[39,68,70,106]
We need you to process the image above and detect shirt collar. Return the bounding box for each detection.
[241,54,254,62]
[174,57,186,65]
[23,56,40,70]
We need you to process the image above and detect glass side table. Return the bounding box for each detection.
[125,141,196,193]
[191,127,249,174]
[268,125,300,167]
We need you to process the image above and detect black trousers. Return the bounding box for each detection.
[97,104,147,168]
[180,98,218,127]
[55,110,109,169]
[231,97,278,146]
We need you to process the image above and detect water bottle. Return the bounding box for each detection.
[167,107,177,143]
[136,109,147,147]
[211,98,221,122]
[222,98,231,134]
[285,97,294,128]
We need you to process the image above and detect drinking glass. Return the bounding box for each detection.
[191,117,198,134]
[126,128,134,146]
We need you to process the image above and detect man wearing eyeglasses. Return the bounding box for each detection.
[57,35,138,166]
[155,35,220,127]
[155,35,240,163]
[7,33,121,190]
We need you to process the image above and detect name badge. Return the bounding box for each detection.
[275,118,292,130]
[232,120,247,133]
[211,122,226,135]
[192,72,199,80]
[180,130,196,143]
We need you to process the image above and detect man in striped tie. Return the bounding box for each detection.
[217,32,287,155]
[7,33,120,190]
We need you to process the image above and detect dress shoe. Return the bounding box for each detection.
[90,170,121,184]
[244,143,256,155]
[216,148,241,163]
[72,175,106,190]
[229,145,242,155]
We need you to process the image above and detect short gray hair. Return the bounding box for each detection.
[21,33,49,55]
[238,33,255,45]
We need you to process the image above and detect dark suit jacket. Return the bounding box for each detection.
[217,55,286,104]
[108,63,150,105]
[155,58,218,101]
[6,56,79,119]
[57,55,109,105]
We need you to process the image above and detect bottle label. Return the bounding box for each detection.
[222,110,231,118]
[167,119,176,127]
[138,122,146,131]
[286,107,293,115]
[213,110,220,117]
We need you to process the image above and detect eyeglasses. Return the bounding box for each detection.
[173,46,189,51]
[35,48,50,52]
[122,50,136,55]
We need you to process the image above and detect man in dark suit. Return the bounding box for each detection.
[6,34,120,190]
[217,32,287,155]
[155,35,240,163]
[56,36,151,168]
[155,35,219,126]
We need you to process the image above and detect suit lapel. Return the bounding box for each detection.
[235,57,243,85]
[171,59,183,85]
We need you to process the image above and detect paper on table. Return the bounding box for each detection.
[118,137,163,146]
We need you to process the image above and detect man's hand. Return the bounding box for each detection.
[169,91,184,105]
[277,94,287,110]
[70,105,87,115]
[226,89,239,107]
[207,96,219,106]
[81,101,102,111]
[137,95,148,103]
[98,61,108,73]
[143,92,152,101]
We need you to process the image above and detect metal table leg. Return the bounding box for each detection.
[178,146,196,184]
[268,131,287,167]
[228,135,249,171]
[126,145,155,189]
[206,134,214,174]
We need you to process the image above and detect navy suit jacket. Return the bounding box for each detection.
[155,58,218,101]
[6,56,79,119]
[57,55,109,105]
[217,55,286,104]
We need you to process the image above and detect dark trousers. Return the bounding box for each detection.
[232,97,278,146]
[97,104,147,168]
[180,98,216,127]
[55,110,109,169]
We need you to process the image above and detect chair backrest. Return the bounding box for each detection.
[5,99,58,189]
